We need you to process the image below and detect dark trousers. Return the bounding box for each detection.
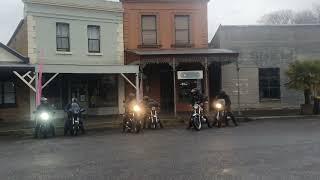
[225,111,238,126]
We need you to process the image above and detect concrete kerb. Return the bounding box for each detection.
[247,115,320,121]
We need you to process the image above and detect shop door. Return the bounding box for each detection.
[160,70,174,113]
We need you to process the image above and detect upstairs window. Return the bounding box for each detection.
[88,25,101,53]
[0,81,16,107]
[56,23,70,52]
[175,15,190,45]
[141,15,157,45]
[259,68,281,100]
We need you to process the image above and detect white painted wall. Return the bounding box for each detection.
[24,0,124,66]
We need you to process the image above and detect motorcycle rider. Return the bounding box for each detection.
[142,96,163,128]
[123,93,138,130]
[216,90,238,126]
[34,97,54,138]
[188,88,207,129]
[64,98,85,135]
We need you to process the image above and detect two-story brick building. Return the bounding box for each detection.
[122,0,238,114]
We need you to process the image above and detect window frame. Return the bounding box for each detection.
[56,22,70,52]
[87,25,101,53]
[141,15,158,45]
[174,15,191,45]
[258,68,281,100]
[0,80,17,108]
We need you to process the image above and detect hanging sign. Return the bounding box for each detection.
[177,71,203,80]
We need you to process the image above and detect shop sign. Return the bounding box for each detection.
[177,71,203,80]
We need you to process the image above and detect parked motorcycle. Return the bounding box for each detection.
[68,108,86,136]
[34,110,55,138]
[189,102,212,131]
[148,106,163,129]
[123,104,143,133]
[213,99,226,128]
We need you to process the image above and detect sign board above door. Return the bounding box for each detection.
[177,71,203,80]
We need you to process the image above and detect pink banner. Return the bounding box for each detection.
[36,50,44,106]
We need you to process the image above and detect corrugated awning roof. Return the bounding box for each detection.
[127,48,238,56]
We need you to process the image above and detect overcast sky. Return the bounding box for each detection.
[0,0,317,44]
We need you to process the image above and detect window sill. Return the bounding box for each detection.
[87,52,103,56]
[56,51,72,55]
[260,98,281,103]
[138,44,162,48]
[171,44,193,48]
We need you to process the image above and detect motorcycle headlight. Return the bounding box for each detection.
[133,105,141,112]
[215,103,222,109]
[40,112,49,121]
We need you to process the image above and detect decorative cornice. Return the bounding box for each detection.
[23,0,123,13]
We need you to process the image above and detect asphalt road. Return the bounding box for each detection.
[1,118,320,180]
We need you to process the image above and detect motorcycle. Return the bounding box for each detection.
[34,110,55,138]
[213,99,226,128]
[148,106,163,129]
[68,108,86,136]
[189,102,212,131]
[123,104,143,133]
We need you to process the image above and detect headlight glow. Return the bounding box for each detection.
[40,112,49,121]
[133,105,141,112]
[215,103,222,109]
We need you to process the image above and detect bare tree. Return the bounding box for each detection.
[294,10,317,24]
[258,10,295,25]
[313,4,320,23]
[258,5,320,25]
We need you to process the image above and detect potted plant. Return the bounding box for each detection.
[285,60,320,115]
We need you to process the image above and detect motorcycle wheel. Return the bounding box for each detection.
[51,126,56,137]
[217,121,222,128]
[134,121,141,133]
[70,128,75,136]
[42,129,47,139]
[192,116,202,131]
[204,116,213,128]
[74,127,78,136]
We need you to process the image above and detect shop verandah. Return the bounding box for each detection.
[126,49,239,116]
[0,63,140,122]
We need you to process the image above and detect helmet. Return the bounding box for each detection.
[40,97,48,104]
[72,98,78,103]
[191,88,198,94]
[220,90,226,95]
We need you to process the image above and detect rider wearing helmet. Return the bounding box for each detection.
[34,97,54,137]
[216,90,238,126]
[64,98,85,135]
[190,88,206,106]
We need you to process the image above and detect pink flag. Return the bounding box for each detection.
[36,50,44,106]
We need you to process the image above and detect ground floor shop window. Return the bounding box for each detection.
[88,75,118,108]
[0,81,16,107]
[178,79,202,103]
[259,68,280,100]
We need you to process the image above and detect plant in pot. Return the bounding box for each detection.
[285,60,320,115]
